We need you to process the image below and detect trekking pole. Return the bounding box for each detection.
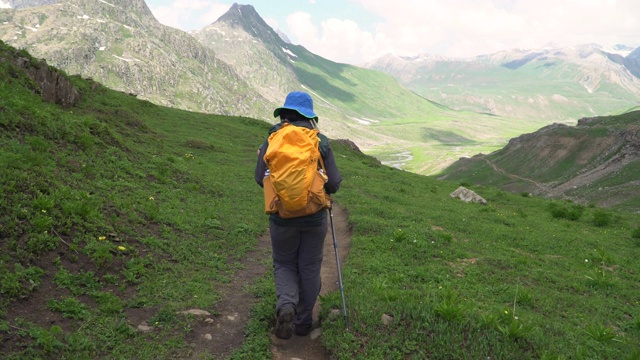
[329,207,349,329]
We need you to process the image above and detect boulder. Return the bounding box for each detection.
[449,186,487,205]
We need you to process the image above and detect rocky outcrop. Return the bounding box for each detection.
[10,53,80,107]
[335,139,363,154]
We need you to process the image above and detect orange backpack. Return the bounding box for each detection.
[262,122,331,218]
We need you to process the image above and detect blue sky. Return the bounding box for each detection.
[144,0,640,65]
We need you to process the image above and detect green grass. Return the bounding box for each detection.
[2,40,640,359]
[320,162,640,358]
[1,40,270,358]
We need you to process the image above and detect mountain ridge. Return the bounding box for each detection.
[365,43,640,121]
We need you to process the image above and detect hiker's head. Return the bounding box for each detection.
[277,109,310,123]
[274,91,318,122]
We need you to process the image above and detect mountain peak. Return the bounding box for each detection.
[217,3,263,29]
[214,3,286,48]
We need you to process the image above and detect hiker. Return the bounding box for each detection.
[254,91,343,339]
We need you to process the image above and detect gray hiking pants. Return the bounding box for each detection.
[270,217,327,327]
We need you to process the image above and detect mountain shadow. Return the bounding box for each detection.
[293,67,355,103]
[421,128,477,146]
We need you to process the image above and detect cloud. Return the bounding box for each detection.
[286,12,379,64]
[282,0,640,63]
[149,1,230,30]
[148,0,640,64]
[287,12,319,44]
[263,16,279,31]
[350,0,640,59]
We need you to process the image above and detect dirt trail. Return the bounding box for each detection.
[188,204,351,359]
[270,205,351,360]
[482,157,551,193]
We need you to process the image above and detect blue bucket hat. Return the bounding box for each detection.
[273,91,318,119]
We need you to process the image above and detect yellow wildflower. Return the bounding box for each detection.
[98,236,106,241]
[118,246,126,251]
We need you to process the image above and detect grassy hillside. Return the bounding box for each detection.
[437,111,640,212]
[0,41,272,358]
[2,42,640,359]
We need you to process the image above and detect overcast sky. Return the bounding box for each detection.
[145,0,640,65]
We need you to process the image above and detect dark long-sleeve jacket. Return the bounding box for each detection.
[254,121,343,226]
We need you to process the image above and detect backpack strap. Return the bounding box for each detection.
[318,150,327,173]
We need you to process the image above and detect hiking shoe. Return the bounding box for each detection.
[274,305,295,340]
[294,323,312,337]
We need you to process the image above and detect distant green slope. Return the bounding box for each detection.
[438,111,640,212]
[410,59,639,120]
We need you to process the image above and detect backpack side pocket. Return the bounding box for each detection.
[263,175,279,214]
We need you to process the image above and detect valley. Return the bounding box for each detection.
[2,1,638,177]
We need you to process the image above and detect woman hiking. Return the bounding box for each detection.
[254,91,343,339]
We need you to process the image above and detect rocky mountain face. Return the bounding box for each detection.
[607,46,640,79]
[366,45,640,122]
[190,4,298,105]
[0,0,271,118]
[439,111,640,212]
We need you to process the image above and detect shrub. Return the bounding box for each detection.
[592,209,611,227]
[548,202,584,221]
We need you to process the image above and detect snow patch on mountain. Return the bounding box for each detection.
[112,54,140,63]
[282,47,297,58]
[98,0,115,7]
